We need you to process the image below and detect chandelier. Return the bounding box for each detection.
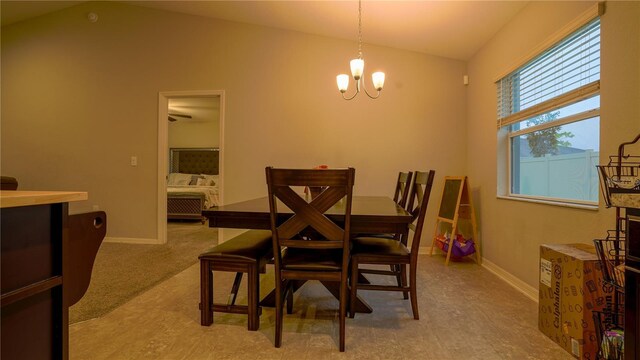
[336,0,385,100]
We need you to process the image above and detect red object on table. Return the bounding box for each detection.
[304,165,329,198]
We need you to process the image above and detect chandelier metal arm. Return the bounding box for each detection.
[362,83,382,99]
[340,79,361,101]
[341,89,360,101]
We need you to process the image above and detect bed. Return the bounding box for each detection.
[167,148,220,223]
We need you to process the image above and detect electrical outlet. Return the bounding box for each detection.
[130,156,138,166]
[92,205,99,211]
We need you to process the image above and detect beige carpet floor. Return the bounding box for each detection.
[69,253,574,359]
[69,221,217,324]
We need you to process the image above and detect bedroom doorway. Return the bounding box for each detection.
[157,90,225,244]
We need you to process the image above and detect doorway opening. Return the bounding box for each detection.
[158,90,225,244]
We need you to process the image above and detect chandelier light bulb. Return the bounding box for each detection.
[350,59,364,80]
[372,72,385,91]
[337,74,350,92]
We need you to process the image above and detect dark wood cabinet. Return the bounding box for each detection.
[0,191,105,360]
[1,203,65,359]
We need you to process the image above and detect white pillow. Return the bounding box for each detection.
[168,173,192,186]
[190,175,201,185]
[196,177,209,186]
[200,174,218,186]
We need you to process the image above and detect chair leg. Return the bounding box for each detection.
[200,260,213,326]
[349,257,358,319]
[409,263,419,320]
[392,263,401,286]
[391,264,409,300]
[339,272,347,352]
[286,282,294,314]
[247,265,259,331]
[400,264,409,300]
[274,278,283,348]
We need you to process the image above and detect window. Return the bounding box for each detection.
[497,18,600,205]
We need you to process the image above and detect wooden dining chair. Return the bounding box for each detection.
[265,167,355,352]
[393,171,413,209]
[349,170,435,320]
[355,171,413,300]
[385,171,414,294]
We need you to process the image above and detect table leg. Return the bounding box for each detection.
[320,281,372,313]
[260,280,304,307]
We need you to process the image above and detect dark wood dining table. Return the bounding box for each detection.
[202,195,412,313]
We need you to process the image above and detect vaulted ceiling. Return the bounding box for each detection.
[1,1,528,61]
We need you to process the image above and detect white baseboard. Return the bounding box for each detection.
[219,228,246,243]
[418,246,433,255]
[103,237,163,245]
[481,257,538,302]
[418,246,538,302]
[101,242,539,301]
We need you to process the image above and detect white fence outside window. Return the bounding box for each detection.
[518,150,599,201]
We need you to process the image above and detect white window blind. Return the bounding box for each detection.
[497,19,601,128]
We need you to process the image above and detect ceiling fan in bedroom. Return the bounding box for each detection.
[168,113,192,122]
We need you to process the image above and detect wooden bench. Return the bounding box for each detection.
[199,230,273,331]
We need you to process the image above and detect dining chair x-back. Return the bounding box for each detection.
[265,166,355,352]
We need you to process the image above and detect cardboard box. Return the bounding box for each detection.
[538,243,611,359]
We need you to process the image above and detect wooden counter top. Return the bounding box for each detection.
[0,191,88,208]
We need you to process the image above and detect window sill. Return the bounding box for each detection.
[496,195,599,211]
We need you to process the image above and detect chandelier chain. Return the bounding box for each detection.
[358,0,363,59]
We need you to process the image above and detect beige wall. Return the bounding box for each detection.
[168,109,220,150]
[5,1,635,293]
[1,2,467,240]
[467,1,640,291]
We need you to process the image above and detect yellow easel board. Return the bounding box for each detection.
[430,176,481,265]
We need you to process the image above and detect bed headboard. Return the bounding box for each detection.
[169,148,219,175]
